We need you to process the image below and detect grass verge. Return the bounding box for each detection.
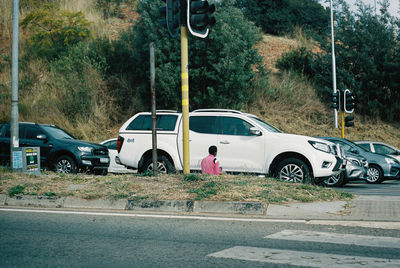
[0,170,353,203]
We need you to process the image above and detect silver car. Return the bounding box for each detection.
[319,137,400,184]
[355,141,400,162]
[322,150,368,187]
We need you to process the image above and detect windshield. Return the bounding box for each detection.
[247,116,282,133]
[345,139,368,152]
[41,126,75,139]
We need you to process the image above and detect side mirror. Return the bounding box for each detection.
[37,134,47,140]
[350,148,359,154]
[249,127,262,136]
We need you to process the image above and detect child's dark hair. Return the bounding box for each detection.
[209,145,217,156]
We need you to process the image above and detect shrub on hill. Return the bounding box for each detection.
[277,0,400,122]
[235,0,330,38]
[91,0,266,112]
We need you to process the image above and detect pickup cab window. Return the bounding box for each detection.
[127,115,178,131]
[221,117,253,136]
[189,116,218,134]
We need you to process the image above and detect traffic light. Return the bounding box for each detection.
[187,0,216,38]
[159,0,181,38]
[332,91,340,110]
[344,89,355,113]
[345,116,354,127]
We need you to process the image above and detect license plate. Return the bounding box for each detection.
[100,158,109,163]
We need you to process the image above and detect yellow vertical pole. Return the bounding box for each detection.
[341,110,345,139]
[181,25,190,174]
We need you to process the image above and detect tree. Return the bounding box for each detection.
[21,4,91,60]
[235,0,330,37]
[277,0,400,121]
[99,0,265,111]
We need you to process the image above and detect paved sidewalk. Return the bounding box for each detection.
[1,194,399,222]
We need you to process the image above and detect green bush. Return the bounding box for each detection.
[21,4,91,61]
[8,185,25,197]
[183,174,203,182]
[276,47,313,77]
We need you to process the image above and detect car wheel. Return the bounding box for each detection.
[276,158,311,183]
[366,165,383,184]
[322,171,345,187]
[55,155,77,174]
[143,156,175,174]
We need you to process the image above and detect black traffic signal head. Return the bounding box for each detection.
[345,115,354,127]
[332,91,340,110]
[344,89,355,113]
[159,0,181,38]
[187,0,216,38]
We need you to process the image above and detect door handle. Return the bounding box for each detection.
[220,141,230,144]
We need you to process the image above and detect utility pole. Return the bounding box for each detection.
[330,0,338,129]
[11,0,19,170]
[150,42,158,176]
[180,25,190,175]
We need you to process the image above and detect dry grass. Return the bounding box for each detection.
[0,169,353,203]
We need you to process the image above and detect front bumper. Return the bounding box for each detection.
[80,155,110,169]
[345,162,367,181]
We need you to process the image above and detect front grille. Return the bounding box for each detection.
[93,149,108,156]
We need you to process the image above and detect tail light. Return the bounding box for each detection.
[117,136,124,153]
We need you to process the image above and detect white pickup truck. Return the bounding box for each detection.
[117,109,344,183]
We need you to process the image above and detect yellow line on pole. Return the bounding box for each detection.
[181,26,190,174]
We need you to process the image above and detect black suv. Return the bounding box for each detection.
[0,123,109,174]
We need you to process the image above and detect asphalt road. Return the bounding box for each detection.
[1,209,400,267]
[336,179,400,196]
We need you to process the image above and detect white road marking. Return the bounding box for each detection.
[0,207,400,229]
[265,230,400,249]
[208,246,400,267]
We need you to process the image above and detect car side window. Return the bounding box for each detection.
[189,116,218,134]
[357,143,371,152]
[374,144,396,155]
[221,117,253,136]
[127,115,178,131]
[25,126,44,140]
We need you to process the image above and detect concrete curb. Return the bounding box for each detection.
[0,195,266,215]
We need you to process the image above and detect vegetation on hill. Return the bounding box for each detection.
[0,0,398,148]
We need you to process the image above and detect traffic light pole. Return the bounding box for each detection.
[181,25,190,174]
[341,110,345,139]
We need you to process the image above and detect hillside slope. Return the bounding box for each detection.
[0,2,398,148]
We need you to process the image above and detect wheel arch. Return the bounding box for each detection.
[269,152,313,178]
[50,150,78,168]
[138,149,174,173]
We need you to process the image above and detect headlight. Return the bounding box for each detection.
[78,146,93,153]
[308,141,331,154]
[348,157,361,167]
[385,157,399,165]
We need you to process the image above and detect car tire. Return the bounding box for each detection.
[322,171,345,187]
[143,156,175,174]
[366,165,383,184]
[55,155,77,174]
[276,158,311,183]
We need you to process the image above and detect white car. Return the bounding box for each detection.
[356,141,400,162]
[117,109,345,183]
[101,138,136,174]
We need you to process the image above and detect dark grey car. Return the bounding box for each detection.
[319,137,400,184]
